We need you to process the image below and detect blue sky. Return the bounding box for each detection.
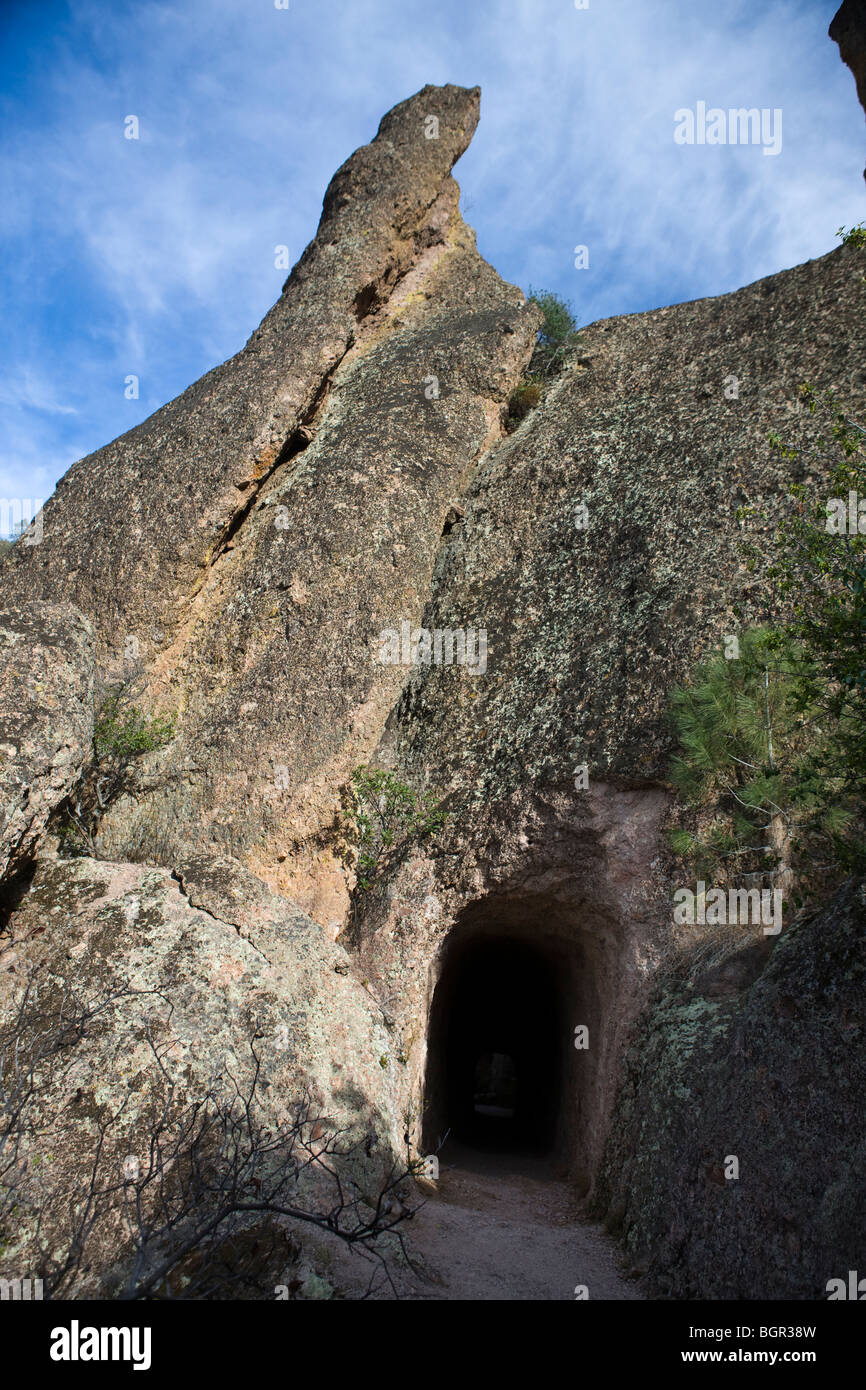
[0,0,863,514]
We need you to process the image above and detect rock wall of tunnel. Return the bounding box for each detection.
[420,884,651,1187]
[350,782,671,1192]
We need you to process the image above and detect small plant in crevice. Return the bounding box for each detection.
[56,684,175,857]
[505,289,581,433]
[342,765,447,892]
[93,688,175,763]
[505,375,544,430]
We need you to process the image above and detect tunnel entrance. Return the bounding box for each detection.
[423,934,565,1156]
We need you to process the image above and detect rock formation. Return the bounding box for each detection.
[0,602,93,883]
[831,0,866,178]
[2,84,538,929]
[595,880,866,1299]
[1,46,864,1299]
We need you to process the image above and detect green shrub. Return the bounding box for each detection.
[504,290,581,432]
[94,689,174,761]
[344,765,447,890]
[838,221,866,250]
[527,288,581,377]
[505,375,544,431]
[667,628,815,880]
[55,686,175,857]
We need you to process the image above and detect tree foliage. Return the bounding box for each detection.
[669,387,866,892]
[527,288,581,377]
[344,766,447,891]
[93,688,175,762]
[505,290,581,431]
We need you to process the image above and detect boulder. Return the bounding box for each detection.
[594,880,866,1299]
[0,852,402,1293]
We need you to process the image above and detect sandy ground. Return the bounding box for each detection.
[327,1143,644,1301]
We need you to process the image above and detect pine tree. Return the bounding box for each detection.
[669,388,866,893]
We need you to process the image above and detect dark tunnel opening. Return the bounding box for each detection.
[423,935,565,1156]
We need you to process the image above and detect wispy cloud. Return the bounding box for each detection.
[0,367,79,417]
[0,0,861,501]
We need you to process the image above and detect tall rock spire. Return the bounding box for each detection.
[830,0,866,180]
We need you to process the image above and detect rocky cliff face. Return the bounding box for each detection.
[0,602,93,883]
[594,881,866,1300]
[2,84,539,929]
[1,64,864,1299]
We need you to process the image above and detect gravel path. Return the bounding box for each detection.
[358,1144,644,1301]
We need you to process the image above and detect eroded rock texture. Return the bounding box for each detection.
[389,247,865,802]
[2,84,539,926]
[0,602,94,883]
[0,853,400,1295]
[0,851,397,1147]
[1,67,864,1299]
[594,881,866,1300]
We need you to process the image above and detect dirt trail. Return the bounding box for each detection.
[340,1144,644,1301]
